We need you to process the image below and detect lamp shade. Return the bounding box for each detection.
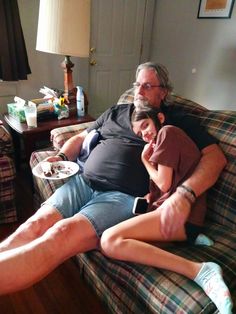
[36,0,90,57]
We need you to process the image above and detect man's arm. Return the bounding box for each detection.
[59,130,88,161]
[158,144,227,238]
[46,130,88,162]
[182,144,227,196]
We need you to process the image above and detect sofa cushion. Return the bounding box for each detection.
[51,122,94,150]
[118,89,207,114]
[0,155,17,223]
[76,221,236,313]
[196,110,236,230]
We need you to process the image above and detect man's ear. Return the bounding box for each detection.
[157,112,165,124]
[160,88,168,101]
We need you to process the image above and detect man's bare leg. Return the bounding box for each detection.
[0,205,63,253]
[0,213,98,295]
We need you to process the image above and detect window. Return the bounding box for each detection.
[0,0,31,81]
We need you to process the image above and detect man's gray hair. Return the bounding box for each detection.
[136,62,173,94]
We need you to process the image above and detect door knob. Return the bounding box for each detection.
[90,59,97,66]
[90,47,96,53]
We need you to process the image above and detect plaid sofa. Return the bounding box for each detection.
[0,120,17,223]
[30,91,236,313]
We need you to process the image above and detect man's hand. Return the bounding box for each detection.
[44,155,62,162]
[157,192,191,239]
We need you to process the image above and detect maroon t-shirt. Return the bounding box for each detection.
[149,125,207,227]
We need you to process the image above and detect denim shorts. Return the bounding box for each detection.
[43,174,135,237]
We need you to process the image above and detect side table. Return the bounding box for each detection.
[4,114,94,170]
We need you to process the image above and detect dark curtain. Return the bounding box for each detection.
[0,0,31,81]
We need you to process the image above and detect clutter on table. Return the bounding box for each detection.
[53,97,69,120]
[39,86,69,120]
[7,97,26,122]
[7,86,70,122]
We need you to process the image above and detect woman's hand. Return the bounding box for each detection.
[144,193,151,203]
[141,140,155,162]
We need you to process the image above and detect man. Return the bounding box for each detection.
[0,62,226,295]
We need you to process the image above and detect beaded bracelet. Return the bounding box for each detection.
[57,152,68,161]
[180,184,196,200]
[176,185,196,204]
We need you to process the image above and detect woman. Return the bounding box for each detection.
[100,104,233,314]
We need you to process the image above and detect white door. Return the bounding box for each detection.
[88,0,155,118]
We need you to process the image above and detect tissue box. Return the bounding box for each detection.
[7,97,56,123]
[30,97,56,120]
[7,103,26,122]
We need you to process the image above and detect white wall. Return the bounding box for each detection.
[1,0,236,114]
[151,0,236,110]
[0,0,84,114]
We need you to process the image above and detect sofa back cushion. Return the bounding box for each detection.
[194,110,236,229]
[118,89,236,230]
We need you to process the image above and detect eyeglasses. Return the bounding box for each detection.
[132,82,164,90]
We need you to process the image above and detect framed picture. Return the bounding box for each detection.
[198,0,235,18]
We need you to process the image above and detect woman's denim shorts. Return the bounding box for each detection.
[43,174,135,237]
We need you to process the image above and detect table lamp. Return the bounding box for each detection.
[36,0,90,104]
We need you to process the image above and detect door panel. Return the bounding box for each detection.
[88,0,149,117]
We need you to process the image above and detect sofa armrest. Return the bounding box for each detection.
[50,121,94,150]
[0,123,14,156]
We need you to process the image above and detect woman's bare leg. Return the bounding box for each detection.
[101,210,199,278]
[101,211,233,314]
[0,205,62,253]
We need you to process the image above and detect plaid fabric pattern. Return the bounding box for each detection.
[117,88,135,105]
[0,125,17,223]
[192,110,236,230]
[0,124,14,156]
[0,155,15,182]
[77,220,236,313]
[118,88,207,114]
[51,122,94,150]
[31,90,236,313]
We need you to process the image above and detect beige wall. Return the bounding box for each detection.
[1,0,235,114]
[150,0,236,110]
[0,0,82,114]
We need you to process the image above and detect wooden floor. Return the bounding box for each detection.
[0,167,107,314]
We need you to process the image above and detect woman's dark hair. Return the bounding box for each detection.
[131,105,163,131]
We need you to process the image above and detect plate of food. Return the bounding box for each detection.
[32,161,80,180]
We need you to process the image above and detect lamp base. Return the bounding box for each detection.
[61,56,76,104]
[60,55,88,116]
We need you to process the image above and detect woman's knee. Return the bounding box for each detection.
[100,229,124,258]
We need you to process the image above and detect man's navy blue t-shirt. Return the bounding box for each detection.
[83,104,216,196]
